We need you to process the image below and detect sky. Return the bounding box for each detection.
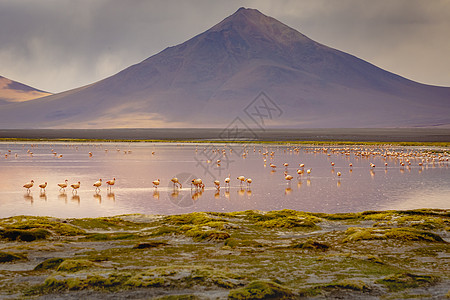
[1,0,449,94]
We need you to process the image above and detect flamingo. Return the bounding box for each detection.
[285,174,294,183]
[306,169,312,176]
[93,179,102,192]
[153,179,160,188]
[71,181,81,193]
[224,176,231,187]
[171,177,182,189]
[337,172,342,177]
[214,180,220,190]
[58,179,69,192]
[39,182,47,192]
[23,180,34,192]
[246,178,252,187]
[237,175,246,187]
[191,178,203,189]
[106,178,116,190]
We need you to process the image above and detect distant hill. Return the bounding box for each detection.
[0,76,52,105]
[0,7,449,128]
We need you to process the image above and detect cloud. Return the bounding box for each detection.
[0,0,449,93]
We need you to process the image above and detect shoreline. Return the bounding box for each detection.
[1,208,448,299]
[1,128,450,144]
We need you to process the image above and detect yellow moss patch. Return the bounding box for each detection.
[343,227,445,243]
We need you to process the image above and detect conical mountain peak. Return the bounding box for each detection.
[210,7,312,46]
[0,8,448,128]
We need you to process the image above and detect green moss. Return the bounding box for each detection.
[0,228,51,241]
[34,258,64,271]
[0,251,27,263]
[203,221,228,229]
[189,266,242,289]
[164,212,223,226]
[184,229,230,241]
[312,212,362,221]
[377,273,439,292]
[256,216,319,229]
[343,227,445,243]
[56,259,97,272]
[362,213,394,221]
[152,225,180,236]
[228,280,295,299]
[125,273,165,287]
[82,232,140,241]
[224,238,263,248]
[133,241,168,249]
[70,217,143,230]
[326,279,371,291]
[291,239,330,251]
[298,279,371,297]
[396,216,447,230]
[0,216,85,236]
[28,272,132,294]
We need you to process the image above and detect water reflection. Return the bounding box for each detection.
[93,193,102,203]
[191,190,202,201]
[39,192,48,201]
[71,194,80,204]
[170,189,180,200]
[107,192,115,202]
[1,142,449,217]
[58,193,68,203]
[24,193,34,204]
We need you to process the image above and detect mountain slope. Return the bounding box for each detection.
[0,7,449,128]
[0,76,52,105]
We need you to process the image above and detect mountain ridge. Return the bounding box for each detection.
[0,7,448,128]
[0,76,52,104]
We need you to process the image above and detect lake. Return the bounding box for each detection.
[0,142,449,218]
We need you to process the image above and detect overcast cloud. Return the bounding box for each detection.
[1,0,449,93]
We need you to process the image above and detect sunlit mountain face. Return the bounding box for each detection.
[0,76,52,105]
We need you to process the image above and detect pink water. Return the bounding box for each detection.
[0,142,449,218]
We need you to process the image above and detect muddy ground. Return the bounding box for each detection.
[0,209,449,299]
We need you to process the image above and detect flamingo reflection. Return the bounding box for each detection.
[71,194,80,204]
[107,192,115,201]
[93,193,102,203]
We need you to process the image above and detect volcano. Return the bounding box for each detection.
[0,7,449,129]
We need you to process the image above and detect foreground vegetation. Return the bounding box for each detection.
[0,209,449,299]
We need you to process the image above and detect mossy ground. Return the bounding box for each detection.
[0,209,448,299]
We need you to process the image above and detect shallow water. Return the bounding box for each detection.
[0,142,449,218]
